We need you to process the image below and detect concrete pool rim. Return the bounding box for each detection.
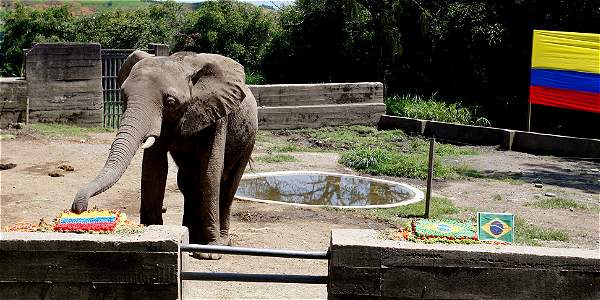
[236,170,425,209]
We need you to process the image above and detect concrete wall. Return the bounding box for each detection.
[379,115,600,158]
[0,226,187,300]
[25,43,103,125]
[0,77,28,127]
[249,82,386,129]
[329,229,600,299]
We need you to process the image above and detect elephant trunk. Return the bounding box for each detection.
[71,100,161,213]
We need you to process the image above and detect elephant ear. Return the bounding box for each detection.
[175,53,246,136]
[117,50,153,87]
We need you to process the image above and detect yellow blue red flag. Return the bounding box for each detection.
[529,30,600,113]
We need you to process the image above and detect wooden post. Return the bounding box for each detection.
[424,137,434,219]
[527,102,532,132]
[25,97,29,124]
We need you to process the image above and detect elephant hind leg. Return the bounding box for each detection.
[219,144,254,244]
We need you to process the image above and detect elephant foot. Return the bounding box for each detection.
[189,240,228,260]
[191,251,222,260]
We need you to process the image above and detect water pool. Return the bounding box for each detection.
[235,171,424,208]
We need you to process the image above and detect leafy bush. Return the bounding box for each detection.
[174,0,280,71]
[385,94,490,126]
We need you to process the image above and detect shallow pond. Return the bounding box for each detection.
[235,172,423,208]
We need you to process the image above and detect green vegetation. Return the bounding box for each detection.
[255,154,299,163]
[259,126,477,179]
[515,218,569,246]
[173,0,279,76]
[269,144,307,153]
[25,123,113,138]
[492,194,503,201]
[385,95,490,126]
[526,196,588,210]
[340,147,456,179]
[3,1,595,130]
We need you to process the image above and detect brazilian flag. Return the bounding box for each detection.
[477,212,514,243]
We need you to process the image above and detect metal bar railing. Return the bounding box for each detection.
[180,272,328,284]
[180,244,330,259]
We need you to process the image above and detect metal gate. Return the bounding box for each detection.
[101,48,155,129]
[179,244,329,299]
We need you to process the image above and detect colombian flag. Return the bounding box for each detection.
[529,30,600,114]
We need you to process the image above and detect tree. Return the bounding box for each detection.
[173,0,279,72]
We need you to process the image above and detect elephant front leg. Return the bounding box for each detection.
[140,145,168,225]
[191,120,227,259]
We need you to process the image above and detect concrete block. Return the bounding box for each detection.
[377,115,425,135]
[512,130,600,158]
[424,120,511,146]
[0,77,28,127]
[249,82,383,107]
[0,225,188,300]
[329,229,600,299]
[25,43,103,125]
[258,103,386,129]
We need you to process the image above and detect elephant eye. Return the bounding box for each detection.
[165,96,177,107]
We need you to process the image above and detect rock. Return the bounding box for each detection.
[534,183,543,188]
[48,170,64,177]
[0,163,17,170]
[58,164,75,171]
[590,169,599,173]
[544,192,556,197]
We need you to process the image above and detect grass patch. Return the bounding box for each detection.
[525,196,588,210]
[25,123,114,138]
[492,194,503,201]
[255,154,299,163]
[385,94,490,126]
[261,126,478,179]
[294,125,406,151]
[359,196,460,224]
[269,144,307,153]
[339,147,455,179]
[515,218,569,246]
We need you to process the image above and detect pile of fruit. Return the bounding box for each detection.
[3,209,143,234]
[393,219,488,245]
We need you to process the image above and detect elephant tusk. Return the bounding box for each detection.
[141,136,156,149]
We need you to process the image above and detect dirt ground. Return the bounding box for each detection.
[1,129,598,299]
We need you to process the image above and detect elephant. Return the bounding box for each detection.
[71,50,258,259]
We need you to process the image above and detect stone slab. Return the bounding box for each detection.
[512,130,600,158]
[378,115,425,135]
[25,43,103,125]
[258,103,386,129]
[0,225,188,300]
[329,229,600,299]
[0,77,27,127]
[249,82,383,107]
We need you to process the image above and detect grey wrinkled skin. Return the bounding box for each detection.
[72,51,258,259]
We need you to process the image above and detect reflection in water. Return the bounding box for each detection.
[235,174,415,206]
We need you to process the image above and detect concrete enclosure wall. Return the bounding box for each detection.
[0,77,27,127]
[25,43,103,124]
[379,115,600,158]
[249,82,386,129]
[0,226,188,299]
[329,229,600,299]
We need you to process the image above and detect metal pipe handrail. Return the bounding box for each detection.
[181,272,328,284]
[180,244,329,259]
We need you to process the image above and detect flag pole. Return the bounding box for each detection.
[527,102,531,132]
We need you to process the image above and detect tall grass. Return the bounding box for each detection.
[385,94,490,126]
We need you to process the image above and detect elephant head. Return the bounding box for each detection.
[71,51,246,213]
